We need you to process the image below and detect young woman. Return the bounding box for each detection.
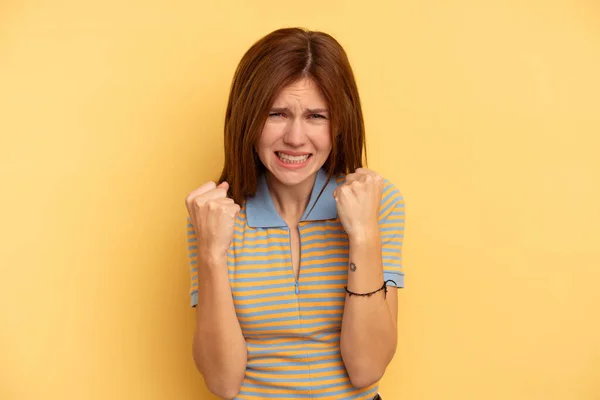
[185,27,406,400]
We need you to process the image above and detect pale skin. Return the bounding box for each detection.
[185,181,246,400]
[186,78,398,398]
[335,168,399,388]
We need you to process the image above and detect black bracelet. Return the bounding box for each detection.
[344,280,397,299]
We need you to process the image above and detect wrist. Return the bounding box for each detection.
[196,253,229,287]
[197,249,228,268]
[348,225,380,245]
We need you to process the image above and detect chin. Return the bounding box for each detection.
[267,165,321,188]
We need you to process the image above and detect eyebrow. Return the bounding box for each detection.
[270,107,329,114]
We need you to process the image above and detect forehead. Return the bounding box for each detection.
[272,77,327,105]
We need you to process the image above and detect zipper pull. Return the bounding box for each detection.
[295,281,299,295]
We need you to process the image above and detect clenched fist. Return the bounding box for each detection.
[333,168,384,239]
[185,181,240,262]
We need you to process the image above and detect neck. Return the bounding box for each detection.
[266,172,317,226]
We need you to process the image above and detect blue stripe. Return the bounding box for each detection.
[233,290,295,300]
[242,320,341,332]
[299,296,345,304]
[246,354,343,368]
[233,282,297,292]
[296,288,344,295]
[380,226,404,232]
[233,275,291,283]
[238,242,288,250]
[238,307,303,319]
[234,233,290,242]
[300,261,349,268]
[299,270,347,278]
[233,288,344,301]
[238,384,377,399]
[237,389,313,399]
[241,315,300,326]
[381,233,404,239]
[300,220,342,228]
[299,228,348,237]
[245,369,346,383]
[235,258,290,266]
[301,237,348,246]
[231,265,290,274]
[300,279,346,287]
[242,312,342,326]
[236,249,290,258]
[302,245,349,254]
[242,377,345,391]
[237,304,343,318]
[301,253,348,262]
[234,298,300,309]
[249,349,339,358]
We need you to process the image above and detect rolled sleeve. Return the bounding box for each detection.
[379,180,406,288]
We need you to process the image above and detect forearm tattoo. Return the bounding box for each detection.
[349,261,357,272]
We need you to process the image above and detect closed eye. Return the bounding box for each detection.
[268,112,284,118]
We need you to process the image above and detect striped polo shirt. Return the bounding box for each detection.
[187,168,405,399]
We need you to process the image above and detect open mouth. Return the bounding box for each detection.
[275,152,312,164]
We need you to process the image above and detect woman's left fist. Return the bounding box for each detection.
[333,168,384,239]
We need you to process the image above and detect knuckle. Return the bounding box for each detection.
[193,197,204,207]
[201,181,217,193]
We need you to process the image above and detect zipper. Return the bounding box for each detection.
[289,224,313,396]
[287,224,301,296]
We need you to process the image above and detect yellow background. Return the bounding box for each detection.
[1,0,599,399]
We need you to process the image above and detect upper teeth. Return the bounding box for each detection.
[277,152,309,162]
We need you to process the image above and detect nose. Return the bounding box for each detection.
[282,118,306,147]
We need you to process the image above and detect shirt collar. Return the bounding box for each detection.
[246,168,339,228]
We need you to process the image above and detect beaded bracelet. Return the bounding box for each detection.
[344,280,397,299]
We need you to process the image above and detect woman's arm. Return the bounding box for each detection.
[340,233,398,388]
[334,169,404,388]
[185,181,247,399]
[193,254,247,399]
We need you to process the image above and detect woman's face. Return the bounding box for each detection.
[256,77,332,188]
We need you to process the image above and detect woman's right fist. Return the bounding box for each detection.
[185,181,240,261]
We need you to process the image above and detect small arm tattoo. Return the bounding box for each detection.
[349,262,357,272]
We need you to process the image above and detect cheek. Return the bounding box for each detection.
[315,128,332,152]
[257,125,277,154]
